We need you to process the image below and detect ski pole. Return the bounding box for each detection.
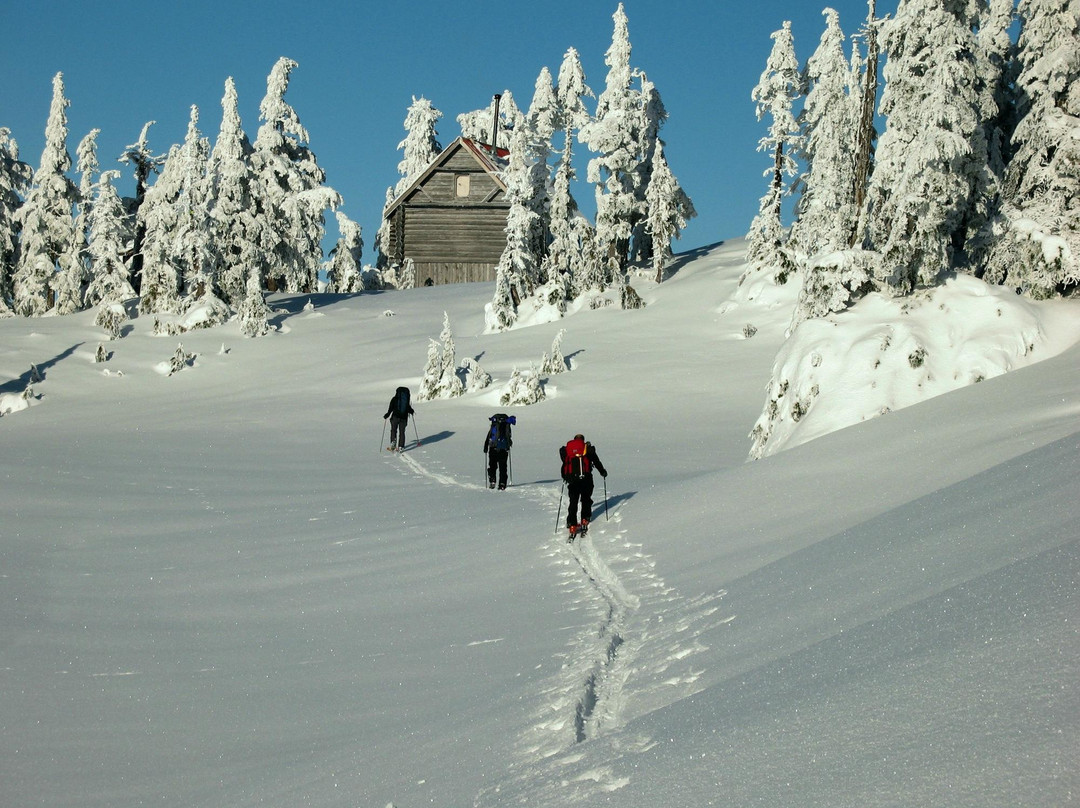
[412,416,421,448]
[603,475,609,520]
[508,449,513,486]
[555,480,565,534]
[379,418,387,453]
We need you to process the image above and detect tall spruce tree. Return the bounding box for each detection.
[580,2,643,276]
[543,48,596,296]
[0,128,32,313]
[791,8,858,258]
[526,66,560,276]
[138,139,188,315]
[984,0,1079,297]
[849,0,882,247]
[206,77,265,307]
[172,107,214,306]
[489,124,543,330]
[744,21,802,284]
[51,128,100,315]
[644,140,695,283]
[85,170,136,311]
[629,72,669,263]
[324,211,364,294]
[254,57,340,294]
[13,73,79,316]
[120,121,164,294]
[395,96,443,196]
[862,0,991,293]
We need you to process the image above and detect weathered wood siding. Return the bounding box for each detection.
[387,141,510,286]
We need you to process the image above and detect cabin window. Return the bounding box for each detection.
[455,174,471,197]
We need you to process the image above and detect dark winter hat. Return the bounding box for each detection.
[574,433,585,441]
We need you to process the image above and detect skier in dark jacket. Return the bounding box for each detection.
[483,413,514,490]
[559,433,607,540]
[383,386,414,451]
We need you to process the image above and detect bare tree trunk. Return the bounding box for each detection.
[850,0,879,247]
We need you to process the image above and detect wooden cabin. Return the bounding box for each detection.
[382,137,510,286]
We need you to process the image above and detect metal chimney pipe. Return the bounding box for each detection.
[490,94,501,154]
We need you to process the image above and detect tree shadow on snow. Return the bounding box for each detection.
[659,241,725,282]
[0,342,83,395]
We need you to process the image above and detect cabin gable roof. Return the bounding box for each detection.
[383,136,509,219]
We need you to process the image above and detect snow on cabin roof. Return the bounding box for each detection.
[383,136,509,218]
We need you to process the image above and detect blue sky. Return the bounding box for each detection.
[2,0,886,255]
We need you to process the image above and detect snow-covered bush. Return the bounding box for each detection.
[541,329,569,374]
[500,365,545,406]
[749,274,1054,459]
[95,300,128,339]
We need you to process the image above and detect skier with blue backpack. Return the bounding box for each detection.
[383,386,415,451]
[483,413,515,489]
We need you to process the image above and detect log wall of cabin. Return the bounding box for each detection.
[385,144,509,285]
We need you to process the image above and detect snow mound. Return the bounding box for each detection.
[750,273,1080,458]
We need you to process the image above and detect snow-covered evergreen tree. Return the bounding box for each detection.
[138,139,186,315]
[460,357,492,392]
[395,96,442,197]
[644,140,695,283]
[790,8,858,258]
[236,264,271,338]
[542,328,568,374]
[120,121,164,294]
[172,107,215,306]
[580,3,643,274]
[629,72,668,264]
[436,312,464,398]
[398,256,416,290]
[500,364,545,406]
[487,261,517,332]
[490,124,542,329]
[13,73,79,316]
[417,338,444,401]
[525,66,560,273]
[0,128,32,313]
[206,77,266,307]
[51,128,99,315]
[543,48,596,296]
[964,0,1016,268]
[744,21,802,285]
[325,211,364,293]
[85,170,136,317]
[862,0,991,293]
[983,0,1079,297]
[374,185,395,270]
[254,57,341,294]
[849,0,883,248]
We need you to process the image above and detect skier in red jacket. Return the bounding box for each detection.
[559,434,607,541]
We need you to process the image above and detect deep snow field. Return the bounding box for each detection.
[2,239,1078,807]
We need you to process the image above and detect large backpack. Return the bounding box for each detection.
[393,386,411,416]
[489,413,514,450]
[563,437,590,477]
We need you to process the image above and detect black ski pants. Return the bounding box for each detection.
[389,414,408,449]
[566,474,595,527]
[488,448,509,488]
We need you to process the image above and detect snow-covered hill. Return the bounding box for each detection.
[2,241,1078,807]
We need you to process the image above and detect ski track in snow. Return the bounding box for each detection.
[391,447,731,803]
